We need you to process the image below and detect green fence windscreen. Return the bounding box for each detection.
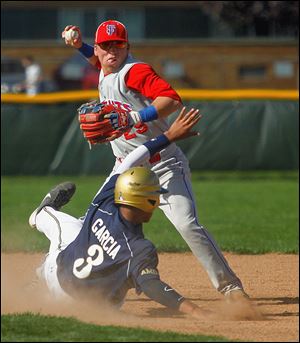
[1,100,298,175]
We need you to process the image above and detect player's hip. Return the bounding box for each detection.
[38,250,72,301]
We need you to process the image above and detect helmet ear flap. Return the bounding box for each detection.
[114,167,166,213]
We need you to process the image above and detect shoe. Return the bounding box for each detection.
[225,289,250,303]
[224,289,263,320]
[29,182,76,228]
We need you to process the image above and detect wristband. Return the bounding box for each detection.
[78,42,94,58]
[143,134,170,156]
[138,105,158,122]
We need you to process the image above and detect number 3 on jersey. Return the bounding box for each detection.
[73,244,104,279]
[124,122,148,140]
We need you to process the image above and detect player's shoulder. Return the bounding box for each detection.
[92,174,119,205]
[126,63,157,85]
[130,62,154,73]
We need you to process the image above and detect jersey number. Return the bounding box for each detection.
[124,122,148,140]
[73,244,104,279]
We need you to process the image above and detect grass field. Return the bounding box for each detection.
[1,313,232,342]
[1,171,298,342]
[2,171,298,253]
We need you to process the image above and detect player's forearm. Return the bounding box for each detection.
[129,97,182,125]
[77,42,98,66]
[87,55,98,66]
[115,134,170,174]
[140,279,210,319]
[151,96,182,118]
[140,278,185,310]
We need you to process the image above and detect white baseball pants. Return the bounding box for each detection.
[34,206,82,299]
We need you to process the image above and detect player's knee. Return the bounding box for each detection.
[173,220,198,235]
[173,220,211,243]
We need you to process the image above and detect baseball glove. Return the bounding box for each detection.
[78,100,134,145]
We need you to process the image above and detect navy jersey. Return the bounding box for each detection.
[56,174,160,306]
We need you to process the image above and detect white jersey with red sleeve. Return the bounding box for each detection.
[98,54,178,166]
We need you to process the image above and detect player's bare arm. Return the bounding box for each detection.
[151,96,182,118]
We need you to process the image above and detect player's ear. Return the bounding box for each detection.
[127,43,130,51]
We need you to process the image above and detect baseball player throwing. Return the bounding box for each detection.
[61,20,248,301]
[29,108,214,319]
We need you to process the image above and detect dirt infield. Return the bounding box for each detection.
[1,252,299,342]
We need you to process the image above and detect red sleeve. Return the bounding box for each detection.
[125,63,182,102]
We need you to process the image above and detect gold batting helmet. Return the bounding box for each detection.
[114,167,168,213]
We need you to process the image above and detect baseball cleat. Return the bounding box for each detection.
[224,289,264,320]
[29,182,76,228]
[225,289,250,303]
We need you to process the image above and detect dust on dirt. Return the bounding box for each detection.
[1,252,299,342]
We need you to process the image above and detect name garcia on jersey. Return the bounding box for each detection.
[92,218,121,260]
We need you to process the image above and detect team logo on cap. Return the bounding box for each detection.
[106,24,116,35]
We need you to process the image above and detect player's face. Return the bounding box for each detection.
[129,207,154,223]
[137,210,153,223]
[120,205,154,224]
[94,41,129,73]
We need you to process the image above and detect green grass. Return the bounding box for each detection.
[1,171,299,253]
[144,171,299,254]
[1,313,234,342]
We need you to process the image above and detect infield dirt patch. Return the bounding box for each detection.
[1,252,299,342]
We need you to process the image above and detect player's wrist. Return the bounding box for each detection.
[128,111,141,125]
[143,134,170,155]
[128,106,158,126]
[139,106,158,122]
[78,42,94,58]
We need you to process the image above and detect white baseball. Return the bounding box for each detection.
[64,29,79,41]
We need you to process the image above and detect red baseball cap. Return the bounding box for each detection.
[95,20,128,44]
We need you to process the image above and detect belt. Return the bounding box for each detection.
[117,152,161,165]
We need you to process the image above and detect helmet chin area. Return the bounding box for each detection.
[120,204,154,224]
